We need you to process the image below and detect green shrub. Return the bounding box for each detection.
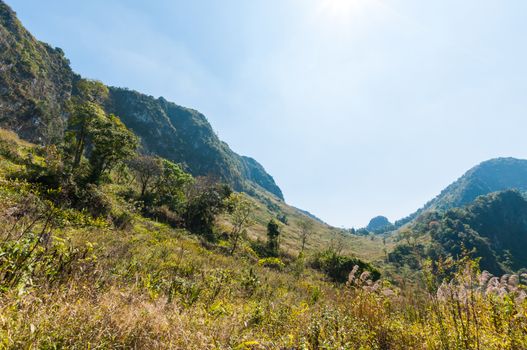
[311,250,380,283]
[258,257,285,270]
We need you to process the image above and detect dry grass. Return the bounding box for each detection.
[0,129,525,349]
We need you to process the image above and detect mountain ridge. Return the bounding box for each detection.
[0,1,283,200]
[395,157,527,228]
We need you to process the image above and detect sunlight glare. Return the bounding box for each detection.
[317,0,369,20]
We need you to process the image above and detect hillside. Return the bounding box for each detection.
[391,190,527,274]
[0,123,525,349]
[105,88,283,199]
[2,1,527,348]
[0,1,282,200]
[395,157,527,227]
[0,1,76,143]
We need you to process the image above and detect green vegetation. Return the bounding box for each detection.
[0,1,282,200]
[390,190,527,276]
[105,87,284,200]
[1,1,527,347]
[0,1,75,143]
[395,158,527,228]
[0,129,526,349]
[266,219,281,256]
[366,215,395,234]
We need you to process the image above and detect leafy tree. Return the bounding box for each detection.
[67,80,109,169]
[128,155,163,197]
[184,178,232,239]
[129,156,192,211]
[155,159,193,211]
[267,219,281,256]
[298,219,314,253]
[87,114,138,183]
[67,102,106,170]
[225,193,255,255]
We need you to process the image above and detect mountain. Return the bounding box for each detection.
[0,1,282,199]
[291,206,327,225]
[105,88,283,199]
[0,1,77,143]
[391,190,527,274]
[366,216,392,232]
[395,158,527,227]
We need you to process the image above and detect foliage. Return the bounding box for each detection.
[366,215,395,233]
[86,113,138,183]
[266,219,281,256]
[183,177,232,239]
[395,157,527,229]
[0,129,525,349]
[298,219,314,253]
[311,249,381,283]
[257,257,285,270]
[388,242,425,269]
[391,190,527,275]
[0,1,74,143]
[2,5,527,348]
[106,88,284,199]
[225,193,255,255]
[128,155,162,197]
[155,159,193,210]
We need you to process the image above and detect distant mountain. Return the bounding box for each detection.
[391,190,527,274]
[396,158,527,227]
[366,216,392,232]
[0,1,283,199]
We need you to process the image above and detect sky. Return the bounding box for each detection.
[8,0,527,228]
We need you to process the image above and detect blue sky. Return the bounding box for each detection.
[9,0,527,227]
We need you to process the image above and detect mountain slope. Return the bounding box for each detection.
[0,1,282,200]
[396,157,527,227]
[0,1,76,143]
[105,88,283,199]
[392,190,527,274]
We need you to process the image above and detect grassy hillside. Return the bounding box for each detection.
[236,192,391,262]
[0,129,526,349]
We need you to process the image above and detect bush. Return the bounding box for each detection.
[258,257,285,270]
[311,250,380,283]
[112,210,134,231]
[74,183,113,218]
[149,205,183,228]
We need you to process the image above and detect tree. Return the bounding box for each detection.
[67,102,106,169]
[67,80,109,169]
[267,219,281,256]
[225,193,255,255]
[298,219,314,253]
[129,156,192,210]
[128,155,163,197]
[87,114,138,183]
[155,159,193,211]
[184,178,232,240]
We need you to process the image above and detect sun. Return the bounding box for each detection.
[320,0,363,15]
[316,0,370,21]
